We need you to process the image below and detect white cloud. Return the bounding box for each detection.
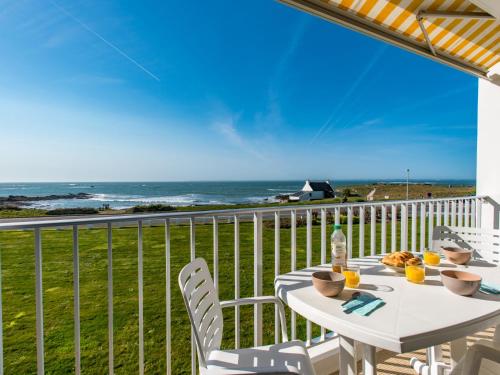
[211,117,265,160]
[211,119,244,146]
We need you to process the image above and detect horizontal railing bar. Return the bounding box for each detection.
[0,196,482,230]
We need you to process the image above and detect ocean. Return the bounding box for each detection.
[0,180,475,209]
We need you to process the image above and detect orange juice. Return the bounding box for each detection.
[343,270,360,288]
[405,265,425,284]
[423,251,440,266]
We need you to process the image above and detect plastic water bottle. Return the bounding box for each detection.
[331,224,347,273]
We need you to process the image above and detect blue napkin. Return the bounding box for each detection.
[479,282,500,295]
[342,294,385,316]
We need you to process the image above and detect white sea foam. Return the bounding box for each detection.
[88,193,231,206]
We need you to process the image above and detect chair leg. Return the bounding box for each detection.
[339,335,357,375]
[410,357,450,375]
[362,344,376,375]
[450,338,467,368]
[427,345,443,363]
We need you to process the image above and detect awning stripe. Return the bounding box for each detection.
[389,0,425,32]
[486,56,500,69]
[458,22,497,58]
[431,4,477,45]
[438,19,478,51]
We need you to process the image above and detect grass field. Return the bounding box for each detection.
[0,213,434,374]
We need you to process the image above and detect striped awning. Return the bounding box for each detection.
[279,0,500,80]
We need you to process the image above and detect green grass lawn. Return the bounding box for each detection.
[0,216,429,374]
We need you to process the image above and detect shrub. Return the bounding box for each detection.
[131,204,175,213]
[46,207,99,215]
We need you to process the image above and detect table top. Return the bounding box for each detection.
[275,256,500,353]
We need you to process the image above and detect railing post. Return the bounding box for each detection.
[34,228,44,375]
[72,226,81,375]
[476,198,482,228]
[347,207,353,259]
[458,200,464,227]
[381,205,387,254]
[321,209,327,265]
[253,212,263,347]
[107,223,114,375]
[213,216,219,291]
[428,202,434,249]
[370,206,376,256]
[274,212,280,345]
[444,201,450,226]
[420,203,426,252]
[411,203,417,252]
[320,209,327,341]
[0,234,3,375]
[359,207,365,258]
[306,210,312,268]
[291,210,297,340]
[306,209,312,345]
[391,205,397,252]
[471,199,477,228]
[138,221,144,375]
[464,200,470,227]
[451,201,457,226]
[436,201,442,227]
[165,219,171,375]
[400,204,408,250]
[234,215,240,349]
[189,218,196,374]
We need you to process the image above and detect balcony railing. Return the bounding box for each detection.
[0,195,484,374]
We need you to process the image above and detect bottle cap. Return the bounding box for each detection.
[334,224,341,230]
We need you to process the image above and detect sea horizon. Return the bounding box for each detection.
[0,179,476,210]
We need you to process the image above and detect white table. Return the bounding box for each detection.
[275,256,500,375]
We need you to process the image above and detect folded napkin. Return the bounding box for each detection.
[342,294,386,316]
[479,282,500,295]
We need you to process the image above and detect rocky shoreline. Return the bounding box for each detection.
[0,192,92,208]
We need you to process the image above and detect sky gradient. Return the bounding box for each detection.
[0,0,478,182]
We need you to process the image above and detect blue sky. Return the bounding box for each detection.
[0,0,478,182]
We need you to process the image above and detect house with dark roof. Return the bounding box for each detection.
[288,180,335,202]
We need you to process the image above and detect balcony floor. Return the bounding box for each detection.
[332,327,495,375]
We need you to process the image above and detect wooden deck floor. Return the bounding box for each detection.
[333,327,495,375]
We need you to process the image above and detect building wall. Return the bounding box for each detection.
[477,78,500,228]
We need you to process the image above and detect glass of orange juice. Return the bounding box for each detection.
[342,265,360,288]
[405,262,425,284]
[423,250,440,266]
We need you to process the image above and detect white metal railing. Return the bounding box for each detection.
[0,195,485,374]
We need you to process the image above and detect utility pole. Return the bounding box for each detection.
[406,169,410,200]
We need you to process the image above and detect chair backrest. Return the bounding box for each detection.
[432,226,500,264]
[178,258,223,367]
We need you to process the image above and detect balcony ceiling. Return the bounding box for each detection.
[279,0,500,80]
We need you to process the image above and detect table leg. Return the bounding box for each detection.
[363,344,377,375]
[450,337,467,368]
[339,335,357,375]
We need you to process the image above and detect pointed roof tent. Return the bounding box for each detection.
[279,0,500,81]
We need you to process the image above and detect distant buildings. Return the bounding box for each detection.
[284,180,336,202]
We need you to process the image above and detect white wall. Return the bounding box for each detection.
[476,78,500,228]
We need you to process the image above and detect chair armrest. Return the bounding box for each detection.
[459,340,500,375]
[220,296,289,342]
[220,296,281,308]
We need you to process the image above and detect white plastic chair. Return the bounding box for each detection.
[178,258,316,375]
[432,226,500,264]
[411,225,500,375]
[449,340,500,375]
